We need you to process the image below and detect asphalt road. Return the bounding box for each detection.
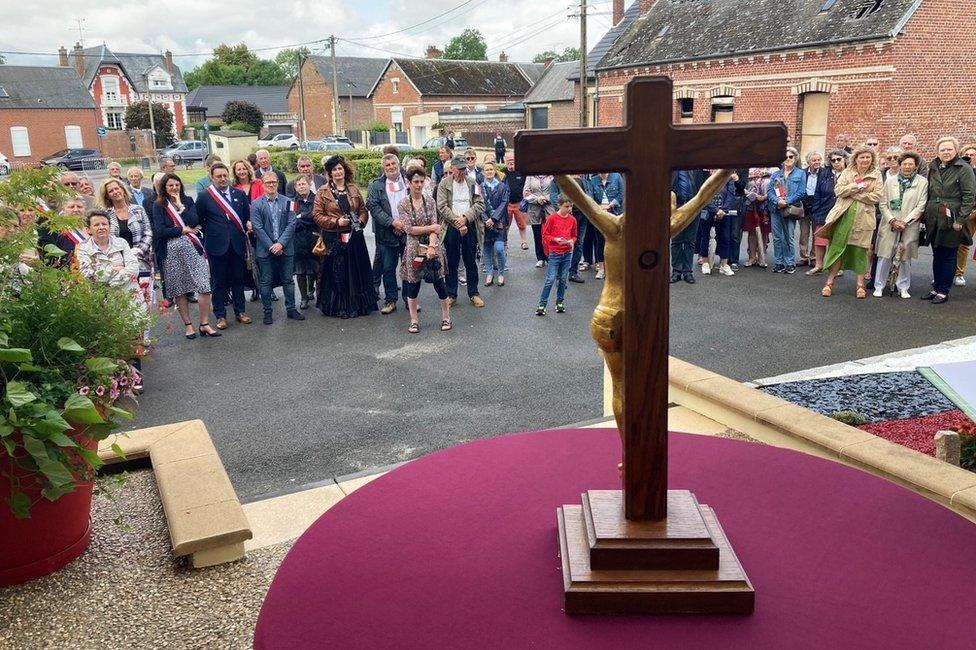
[129,231,976,501]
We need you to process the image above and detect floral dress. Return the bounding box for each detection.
[398,194,446,284]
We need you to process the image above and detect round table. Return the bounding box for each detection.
[255,429,976,648]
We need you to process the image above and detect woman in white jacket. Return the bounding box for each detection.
[874,152,928,298]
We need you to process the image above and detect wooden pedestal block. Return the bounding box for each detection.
[557,490,754,614]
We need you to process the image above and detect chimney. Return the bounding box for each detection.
[544,55,555,68]
[640,0,657,14]
[73,42,85,78]
[499,51,509,63]
[165,50,174,74]
[425,45,442,59]
[613,0,624,25]
[58,45,69,67]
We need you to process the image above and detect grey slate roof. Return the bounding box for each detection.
[0,65,96,110]
[307,56,389,96]
[600,0,922,69]
[569,0,643,80]
[517,63,547,85]
[385,59,535,97]
[72,45,188,93]
[186,85,290,115]
[524,61,579,104]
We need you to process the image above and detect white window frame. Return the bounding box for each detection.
[64,125,83,148]
[450,105,462,113]
[10,126,30,157]
[103,76,120,104]
[392,78,400,94]
[106,111,124,130]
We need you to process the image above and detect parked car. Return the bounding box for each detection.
[257,134,300,149]
[368,144,420,153]
[0,152,9,176]
[158,140,210,164]
[40,148,104,171]
[423,136,470,151]
[321,134,353,145]
[303,140,355,152]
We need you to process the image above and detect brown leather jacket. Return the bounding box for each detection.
[313,183,368,232]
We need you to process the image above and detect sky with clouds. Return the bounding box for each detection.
[0,0,621,70]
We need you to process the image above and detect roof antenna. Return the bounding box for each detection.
[74,18,87,47]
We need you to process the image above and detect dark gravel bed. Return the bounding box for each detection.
[0,470,291,649]
[760,371,955,423]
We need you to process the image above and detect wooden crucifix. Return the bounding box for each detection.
[516,77,785,614]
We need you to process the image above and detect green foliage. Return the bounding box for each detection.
[532,47,581,63]
[184,42,288,90]
[222,101,264,131]
[275,47,311,80]
[228,121,259,134]
[0,167,150,517]
[828,410,871,426]
[443,29,488,61]
[123,102,175,147]
[367,121,390,133]
[268,149,440,183]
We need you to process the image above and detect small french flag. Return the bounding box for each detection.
[942,205,954,220]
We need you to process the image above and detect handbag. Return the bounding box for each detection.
[785,202,805,219]
[312,233,328,257]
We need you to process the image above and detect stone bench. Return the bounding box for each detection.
[668,357,976,524]
[99,420,252,568]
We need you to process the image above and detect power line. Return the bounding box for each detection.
[341,0,487,42]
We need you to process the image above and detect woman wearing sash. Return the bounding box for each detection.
[313,155,378,318]
[151,173,220,339]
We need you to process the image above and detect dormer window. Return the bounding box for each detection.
[147,68,172,91]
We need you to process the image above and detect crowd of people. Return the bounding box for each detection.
[672,132,976,303]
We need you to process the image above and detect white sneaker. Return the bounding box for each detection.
[873,287,883,298]
[900,290,911,299]
[719,264,734,276]
[701,263,712,275]
[595,268,606,280]
[535,260,545,268]
[954,276,966,287]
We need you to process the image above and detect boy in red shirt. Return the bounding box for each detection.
[536,195,579,315]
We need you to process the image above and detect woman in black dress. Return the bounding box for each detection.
[312,156,378,318]
[290,175,318,310]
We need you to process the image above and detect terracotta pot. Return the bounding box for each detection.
[0,433,97,587]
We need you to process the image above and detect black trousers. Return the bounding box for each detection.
[445,226,480,298]
[209,248,247,318]
[531,223,546,262]
[571,212,589,271]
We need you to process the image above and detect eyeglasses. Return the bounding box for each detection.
[465,156,476,160]
[964,156,972,163]
[830,157,844,162]
[63,181,79,186]
[867,142,879,147]
[886,156,898,160]
[785,154,795,159]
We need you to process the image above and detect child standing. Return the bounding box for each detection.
[536,195,578,315]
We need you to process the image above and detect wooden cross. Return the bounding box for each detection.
[516,77,786,521]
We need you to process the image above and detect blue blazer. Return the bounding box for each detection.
[251,194,296,258]
[707,179,738,216]
[151,196,198,265]
[809,168,838,226]
[195,185,250,257]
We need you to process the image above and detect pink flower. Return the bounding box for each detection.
[79,386,90,396]
[119,376,128,387]
[95,385,106,397]
[109,388,120,400]
[111,379,119,390]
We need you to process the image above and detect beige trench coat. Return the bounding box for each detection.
[816,166,882,249]
[877,173,928,260]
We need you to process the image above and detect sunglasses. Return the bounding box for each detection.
[785,154,795,159]
[831,157,844,162]
[964,156,972,163]
[867,142,879,147]
[64,181,79,186]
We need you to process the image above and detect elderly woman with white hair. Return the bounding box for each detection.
[799,150,825,267]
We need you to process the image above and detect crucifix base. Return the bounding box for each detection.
[557,490,755,614]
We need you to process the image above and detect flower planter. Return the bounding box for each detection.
[0,436,97,587]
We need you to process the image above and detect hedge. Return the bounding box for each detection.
[269,148,441,176]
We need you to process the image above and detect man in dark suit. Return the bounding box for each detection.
[286,155,327,196]
[251,173,303,324]
[195,162,252,329]
[254,149,288,191]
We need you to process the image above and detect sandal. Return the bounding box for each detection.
[183,321,197,340]
[408,322,420,334]
[485,275,494,286]
[821,282,833,297]
[497,276,505,286]
[856,284,867,299]
[440,319,453,332]
[199,322,222,337]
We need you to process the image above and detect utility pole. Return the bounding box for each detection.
[329,35,342,135]
[145,73,157,156]
[579,0,588,127]
[297,50,308,144]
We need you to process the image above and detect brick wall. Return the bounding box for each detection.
[100,129,155,159]
[0,108,100,164]
[290,61,376,138]
[595,5,976,160]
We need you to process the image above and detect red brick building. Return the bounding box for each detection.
[524,61,582,130]
[0,65,99,166]
[288,56,388,139]
[594,0,976,159]
[62,43,188,135]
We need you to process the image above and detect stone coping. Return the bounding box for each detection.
[99,420,252,566]
[668,357,976,523]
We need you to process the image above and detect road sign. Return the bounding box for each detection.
[97,126,108,138]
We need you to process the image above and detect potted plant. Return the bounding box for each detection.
[0,167,151,586]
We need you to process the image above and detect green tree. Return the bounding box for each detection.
[532,47,581,63]
[222,100,264,131]
[247,59,289,85]
[213,43,258,68]
[275,46,311,79]
[123,101,174,147]
[183,42,288,89]
[443,29,487,61]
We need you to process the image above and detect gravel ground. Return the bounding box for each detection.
[0,470,291,649]
[760,371,955,422]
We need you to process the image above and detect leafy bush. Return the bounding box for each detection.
[367,121,390,133]
[228,121,259,134]
[222,100,263,131]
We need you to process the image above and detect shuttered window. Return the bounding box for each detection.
[64,125,83,148]
[10,127,30,157]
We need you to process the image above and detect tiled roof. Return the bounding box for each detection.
[186,85,290,115]
[568,0,643,80]
[600,0,922,69]
[524,61,579,104]
[307,56,389,97]
[0,65,96,110]
[387,59,535,97]
[72,45,188,93]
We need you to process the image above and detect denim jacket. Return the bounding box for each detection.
[588,173,624,214]
[767,167,806,219]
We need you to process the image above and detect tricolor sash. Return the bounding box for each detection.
[207,185,246,234]
[166,202,206,258]
[63,228,88,245]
